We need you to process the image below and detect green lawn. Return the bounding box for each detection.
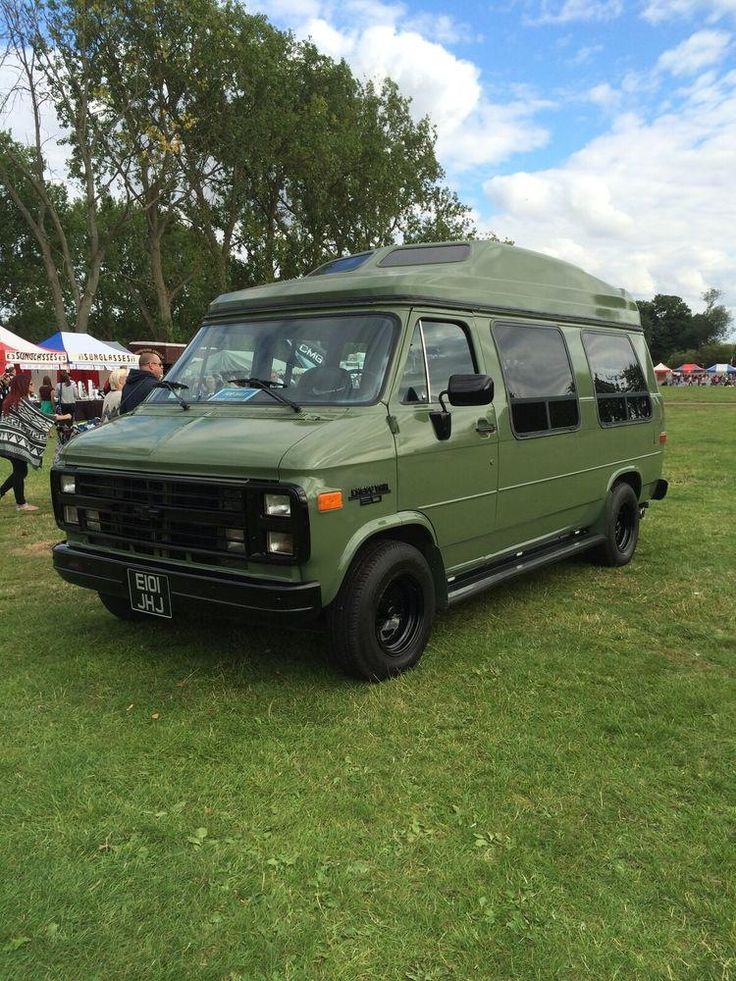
[660,383,736,402]
[1,405,734,980]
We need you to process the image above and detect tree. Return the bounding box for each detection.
[637,295,693,363]
[638,290,733,363]
[2,0,483,341]
[0,0,147,332]
[0,160,58,337]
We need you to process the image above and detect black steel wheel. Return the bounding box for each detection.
[593,482,640,567]
[327,540,436,681]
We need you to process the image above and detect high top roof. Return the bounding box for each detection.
[207,241,641,328]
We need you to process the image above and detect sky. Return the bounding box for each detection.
[1,0,733,324]
[246,0,736,322]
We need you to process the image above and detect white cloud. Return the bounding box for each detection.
[642,0,736,25]
[527,0,624,25]
[301,17,354,59]
[348,24,483,128]
[588,82,621,108]
[656,29,732,75]
[483,71,736,312]
[568,43,604,65]
[249,2,551,172]
[403,12,481,44]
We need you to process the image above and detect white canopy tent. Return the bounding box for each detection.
[39,331,138,370]
[706,363,736,374]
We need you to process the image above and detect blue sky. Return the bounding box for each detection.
[247,0,736,320]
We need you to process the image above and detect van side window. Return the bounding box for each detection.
[493,323,579,436]
[582,332,652,425]
[399,321,475,403]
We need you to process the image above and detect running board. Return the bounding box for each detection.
[446,531,605,607]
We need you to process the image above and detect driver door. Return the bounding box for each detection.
[389,313,499,570]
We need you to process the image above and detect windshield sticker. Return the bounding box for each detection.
[210,388,260,401]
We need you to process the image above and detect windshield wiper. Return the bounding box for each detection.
[227,377,301,413]
[155,379,190,410]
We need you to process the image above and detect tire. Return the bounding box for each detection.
[593,482,640,567]
[327,540,436,681]
[98,592,151,621]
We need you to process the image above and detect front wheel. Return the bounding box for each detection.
[327,540,436,681]
[593,482,640,567]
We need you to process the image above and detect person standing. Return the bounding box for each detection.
[39,375,55,415]
[0,365,15,408]
[0,371,52,513]
[119,351,164,414]
[100,368,129,423]
[56,370,77,417]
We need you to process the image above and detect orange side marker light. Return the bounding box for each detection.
[659,431,667,444]
[317,491,343,512]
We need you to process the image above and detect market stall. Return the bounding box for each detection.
[0,326,67,373]
[39,331,138,419]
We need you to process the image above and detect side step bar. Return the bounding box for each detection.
[447,531,605,607]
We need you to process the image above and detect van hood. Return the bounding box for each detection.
[59,408,327,479]
[58,405,391,479]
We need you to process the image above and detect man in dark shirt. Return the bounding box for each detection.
[119,351,164,414]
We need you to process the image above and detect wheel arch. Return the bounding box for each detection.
[607,468,642,500]
[323,512,447,609]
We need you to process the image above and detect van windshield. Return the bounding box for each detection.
[149,314,397,407]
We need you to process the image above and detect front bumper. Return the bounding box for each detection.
[52,543,322,622]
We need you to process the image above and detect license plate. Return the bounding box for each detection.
[127,569,173,619]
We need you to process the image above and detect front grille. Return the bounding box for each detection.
[53,468,310,566]
[72,472,249,566]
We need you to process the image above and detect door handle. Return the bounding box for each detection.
[475,419,496,435]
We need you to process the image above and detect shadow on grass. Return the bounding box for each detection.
[84,595,351,692]
[82,553,597,690]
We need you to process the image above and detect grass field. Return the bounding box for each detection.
[660,384,736,403]
[1,402,734,980]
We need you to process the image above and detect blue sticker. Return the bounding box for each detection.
[210,387,260,402]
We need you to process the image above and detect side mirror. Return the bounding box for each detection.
[446,374,494,406]
[429,374,494,441]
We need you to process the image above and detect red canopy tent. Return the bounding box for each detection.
[675,363,705,373]
[0,326,67,372]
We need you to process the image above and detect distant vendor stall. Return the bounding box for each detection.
[0,326,67,373]
[39,331,138,420]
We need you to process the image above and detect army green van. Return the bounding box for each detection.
[51,241,667,680]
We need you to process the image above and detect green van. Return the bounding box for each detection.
[51,241,668,680]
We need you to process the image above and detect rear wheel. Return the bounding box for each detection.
[327,540,436,681]
[593,482,640,567]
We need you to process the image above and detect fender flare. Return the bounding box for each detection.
[323,510,444,607]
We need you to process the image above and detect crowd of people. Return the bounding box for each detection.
[0,349,164,514]
[664,372,736,386]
